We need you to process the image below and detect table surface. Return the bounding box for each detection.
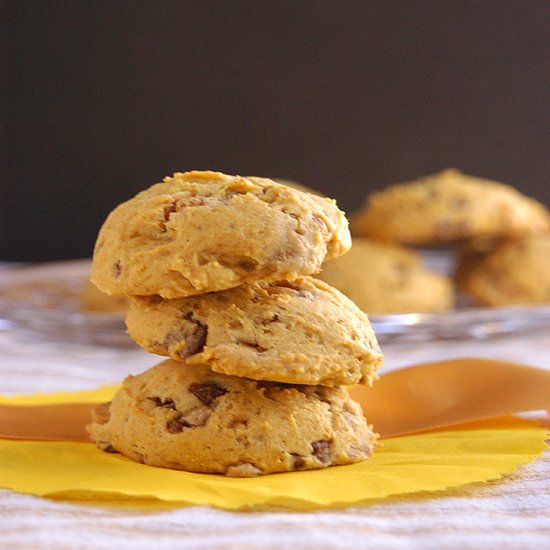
[0,263,549,549]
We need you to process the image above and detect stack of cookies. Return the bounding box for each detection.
[87,171,383,477]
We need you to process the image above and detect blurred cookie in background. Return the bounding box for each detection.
[351,169,550,246]
[457,234,550,306]
[453,236,505,291]
[81,279,128,313]
[318,238,454,315]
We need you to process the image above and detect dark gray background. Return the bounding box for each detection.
[2,1,549,261]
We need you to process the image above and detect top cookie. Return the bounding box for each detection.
[351,169,550,245]
[91,171,351,298]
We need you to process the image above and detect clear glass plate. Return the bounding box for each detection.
[371,249,550,342]
[0,259,549,345]
[371,305,550,342]
[0,260,131,346]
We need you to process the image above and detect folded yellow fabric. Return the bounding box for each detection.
[350,357,550,436]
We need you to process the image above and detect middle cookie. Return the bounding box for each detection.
[126,276,383,387]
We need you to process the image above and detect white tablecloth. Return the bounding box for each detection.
[0,264,549,549]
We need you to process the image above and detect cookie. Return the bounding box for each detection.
[91,171,350,298]
[459,234,550,306]
[126,276,382,386]
[87,359,377,476]
[351,169,550,245]
[318,238,454,314]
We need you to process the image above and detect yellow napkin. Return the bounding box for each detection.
[0,416,546,510]
[0,357,548,510]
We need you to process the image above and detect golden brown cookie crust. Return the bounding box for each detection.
[91,171,351,298]
[126,276,382,387]
[318,238,454,314]
[87,359,377,476]
[351,169,550,245]
[459,234,550,306]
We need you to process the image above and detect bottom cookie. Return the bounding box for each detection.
[87,359,377,476]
